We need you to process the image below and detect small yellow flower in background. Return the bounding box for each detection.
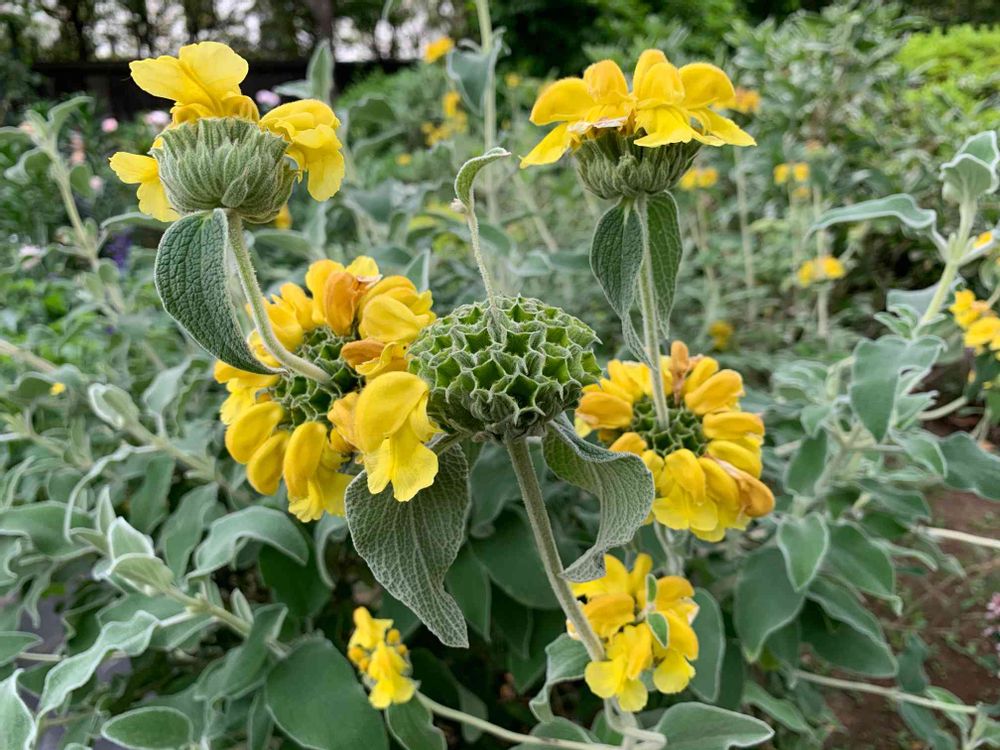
[708,320,733,351]
[950,290,991,330]
[420,92,469,147]
[573,554,698,711]
[353,371,439,502]
[774,161,809,186]
[505,72,523,89]
[974,230,994,252]
[521,49,754,168]
[679,166,718,191]
[215,257,439,518]
[395,153,413,166]
[722,87,761,115]
[110,42,344,216]
[49,382,67,396]
[796,255,845,288]
[953,290,1000,358]
[274,203,292,229]
[423,36,454,63]
[348,607,416,709]
[577,342,774,541]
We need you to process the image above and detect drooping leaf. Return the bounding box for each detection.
[590,199,646,361]
[445,33,505,114]
[542,418,654,581]
[811,194,937,234]
[776,513,830,591]
[644,192,684,339]
[734,547,804,661]
[690,589,726,703]
[265,639,387,750]
[799,602,897,677]
[189,506,309,579]
[454,148,511,210]
[936,431,1000,500]
[651,703,774,749]
[345,446,471,647]
[827,523,897,603]
[154,208,275,375]
[742,683,812,734]
[528,634,590,722]
[101,707,194,750]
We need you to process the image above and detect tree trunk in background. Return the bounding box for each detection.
[306,0,336,51]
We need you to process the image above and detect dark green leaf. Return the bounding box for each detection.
[827,523,896,602]
[101,707,193,750]
[590,199,646,361]
[528,634,589,722]
[470,511,558,610]
[385,699,446,750]
[445,546,491,640]
[644,192,684,338]
[776,513,829,591]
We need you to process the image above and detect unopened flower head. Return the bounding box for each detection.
[572,553,698,711]
[215,257,440,519]
[576,342,774,541]
[796,255,845,288]
[109,42,344,223]
[521,49,755,195]
[348,607,416,709]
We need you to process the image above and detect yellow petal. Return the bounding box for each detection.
[283,421,328,498]
[634,61,684,105]
[584,60,630,104]
[707,440,762,477]
[679,63,735,109]
[664,449,705,500]
[584,659,622,699]
[529,77,592,125]
[633,49,669,93]
[696,108,756,146]
[520,123,574,167]
[684,370,744,415]
[364,420,438,502]
[576,391,634,430]
[653,650,695,694]
[131,42,249,110]
[353,372,431,453]
[702,412,764,440]
[634,107,696,148]
[246,431,289,495]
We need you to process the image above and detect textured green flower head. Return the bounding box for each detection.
[409,296,601,441]
[575,131,700,199]
[156,117,296,223]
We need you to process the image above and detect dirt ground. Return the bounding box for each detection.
[823,488,999,749]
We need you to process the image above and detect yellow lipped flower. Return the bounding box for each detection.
[348,607,416,709]
[708,320,733,351]
[423,36,454,63]
[576,342,774,541]
[679,166,718,191]
[774,161,809,186]
[950,290,992,330]
[796,255,846,288]
[722,87,761,115]
[213,257,439,520]
[573,554,698,710]
[260,99,346,201]
[128,41,258,125]
[353,372,439,502]
[108,152,178,222]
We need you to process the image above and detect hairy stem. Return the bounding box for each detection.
[733,148,757,321]
[924,526,1000,551]
[506,436,604,661]
[635,196,671,429]
[475,0,499,225]
[794,671,977,715]
[227,212,331,384]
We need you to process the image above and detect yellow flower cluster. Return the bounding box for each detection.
[722,87,761,115]
[423,36,454,63]
[521,49,754,167]
[678,166,718,191]
[576,342,774,541]
[708,320,734,351]
[348,607,416,709]
[951,290,1000,358]
[774,161,809,186]
[421,91,468,146]
[573,554,698,711]
[216,257,440,520]
[796,255,846,287]
[109,42,344,221]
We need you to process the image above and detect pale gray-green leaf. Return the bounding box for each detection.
[812,194,937,233]
[690,589,726,703]
[0,632,42,668]
[827,523,896,602]
[542,418,654,582]
[189,506,308,579]
[940,130,999,204]
[776,513,829,591]
[0,671,35,750]
[385,699,447,750]
[528,634,589,723]
[645,193,684,339]
[101,706,193,750]
[154,208,275,375]
[590,199,646,362]
[345,446,470,647]
[454,147,510,209]
[652,703,773,749]
[734,547,804,661]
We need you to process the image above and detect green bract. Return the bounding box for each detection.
[408,296,601,440]
[155,118,296,223]
[575,131,700,199]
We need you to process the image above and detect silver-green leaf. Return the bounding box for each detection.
[454,148,510,210]
[0,671,35,750]
[811,194,937,234]
[101,706,194,750]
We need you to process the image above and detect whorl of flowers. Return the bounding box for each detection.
[572,554,699,711]
[109,42,344,222]
[215,257,439,520]
[520,49,755,168]
[576,342,774,542]
[348,607,415,709]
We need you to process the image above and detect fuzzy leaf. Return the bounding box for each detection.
[542,418,654,582]
[345,446,471,647]
[644,193,684,339]
[940,130,999,204]
[385,700,447,750]
[811,194,937,233]
[776,513,830,591]
[154,208,275,375]
[454,147,510,209]
[590,199,646,362]
[528,634,590,722]
[734,547,804,661]
[0,672,35,750]
[651,703,773,749]
[189,507,308,579]
[101,707,193,750]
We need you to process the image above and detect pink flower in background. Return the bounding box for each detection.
[89,176,105,193]
[69,133,86,165]
[255,89,281,108]
[144,110,170,129]
[101,117,119,133]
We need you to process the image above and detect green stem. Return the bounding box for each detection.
[794,671,978,715]
[418,693,619,750]
[733,148,756,321]
[918,256,959,328]
[919,395,968,421]
[48,154,99,266]
[635,196,671,430]
[465,196,502,321]
[816,284,830,340]
[0,338,58,372]
[506,436,605,662]
[513,172,558,252]
[923,526,1000,551]
[475,0,499,225]
[227,212,331,384]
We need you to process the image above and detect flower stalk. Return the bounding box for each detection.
[635,196,671,430]
[733,148,757,320]
[475,0,499,224]
[226,212,332,384]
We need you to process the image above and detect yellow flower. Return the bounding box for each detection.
[348,607,415,709]
[797,256,845,288]
[679,166,718,191]
[260,100,345,201]
[775,161,809,186]
[792,162,810,183]
[773,163,790,185]
[573,554,698,708]
[505,72,522,89]
[965,314,1000,355]
[974,230,994,252]
[708,320,733,351]
[353,371,439,501]
[577,342,774,541]
[950,290,991,330]
[632,50,754,149]
[722,87,761,115]
[424,36,454,63]
[395,153,413,166]
[442,91,462,119]
[128,41,258,125]
[49,382,66,396]
[108,152,178,222]
[274,203,292,229]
